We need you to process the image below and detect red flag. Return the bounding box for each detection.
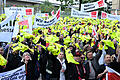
[51,10,54,16]
[92,26,97,37]
[56,9,60,19]
[106,67,120,80]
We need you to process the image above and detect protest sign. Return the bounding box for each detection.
[34,8,60,28]
[0,12,17,42]
[5,7,34,17]
[18,16,32,34]
[101,11,120,21]
[71,8,98,19]
[81,0,107,11]
[0,65,26,80]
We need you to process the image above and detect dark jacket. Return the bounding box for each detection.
[79,63,86,79]
[5,53,21,71]
[84,50,102,79]
[65,62,86,80]
[65,63,80,80]
[19,50,38,80]
[40,50,61,80]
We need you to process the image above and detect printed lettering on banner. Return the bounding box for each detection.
[0,65,26,80]
[98,0,104,7]
[34,8,61,28]
[91,11,97,18]
[26,9,32,15]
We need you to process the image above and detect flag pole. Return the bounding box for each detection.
[6,11,17,60]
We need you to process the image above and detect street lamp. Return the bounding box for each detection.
[79,0,82,11]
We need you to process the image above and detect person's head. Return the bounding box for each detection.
[48,28,51,33]
[73,50,81,62]
[83,44,92,52]
[69,45,74,51]
[113,39,117,44]
[12,37,17,42]
[21,52,32,62]
[57,52,64,60]
[56,32,60,37]
[12,50,19,55]
[38,29,42,34]
[59,35,63,39]
[80,54,85,63]
[86,50,93,60]
[116,45,120,55]
[104,54,111,65]
[0,47,4,55]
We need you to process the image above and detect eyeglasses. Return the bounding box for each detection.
[81,57,85,59]
[25,55,30,56]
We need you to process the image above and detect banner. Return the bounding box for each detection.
[0,65,26,80]
[106,66,120,80]
[34,8,61,28]
[81,0,107,11]
[35,13,49,17]
[5,7,34,17]
[0,12,17,42]
[101,11,120,21]
[71,8,98,19]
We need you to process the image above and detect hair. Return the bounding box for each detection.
[21,52,32,62]
[83,44,89,52]
[86,50,93,54]
[104,54,111,58]
[85,50,93,59]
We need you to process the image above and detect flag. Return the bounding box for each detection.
[99,46,106,65]
[106,66,120,80]
[92,25,97,38]
[51,10,54,16]
[56,9,60,19]
[115,10,117,15]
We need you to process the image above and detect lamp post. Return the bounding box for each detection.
[0,0,3,14]
[79,0,82,11]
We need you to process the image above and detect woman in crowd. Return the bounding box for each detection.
[57,51,66,80]
[20,48,38,80]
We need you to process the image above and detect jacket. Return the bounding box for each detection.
[84,50,102,79]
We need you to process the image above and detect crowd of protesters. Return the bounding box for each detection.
[0,15,120,80]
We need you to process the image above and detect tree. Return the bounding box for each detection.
[40,0,58,15]
[56,0,64,5]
